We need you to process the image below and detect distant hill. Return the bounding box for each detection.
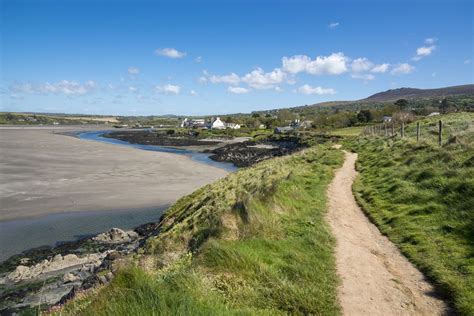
[361,84,474,102]
[257,84,474,115]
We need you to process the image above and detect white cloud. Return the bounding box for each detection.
[281,55,310,74]
[351,73,375,81]
[464,59,471,64]
[11,80,97,95]
[128,67,140,75]
[351,58,374,73]
[241,67,286,89]
[391,63,415,75]
[228,86,249,94]
[195,56,202,63]
[328,22,340,29]
[190,90,198,96]
[425,38,437,45]
[282,52,348,75]
[154,48,186,58]
[297,84,336,95]
[371,63,390,73]
[413,45,436,61]
[128,86,137,92]
[202,67,287,90]
[155,84,181,95]
[210,73,241,85]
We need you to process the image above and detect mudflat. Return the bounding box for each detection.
[0,127,228,221]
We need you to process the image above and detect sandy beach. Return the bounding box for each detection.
[0,127,229,222]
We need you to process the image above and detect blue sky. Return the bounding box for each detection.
[1,0,473,115]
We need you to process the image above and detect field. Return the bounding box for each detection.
[345,112,474,314]
[58,146,344,315]
[329,126,365,137]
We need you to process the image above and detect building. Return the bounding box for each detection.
[181,118,208,128]
[427,112,440,117]
[383,116,392,122]
[210,117,226,129]
[274,126,294,134]
[224,122,241,129]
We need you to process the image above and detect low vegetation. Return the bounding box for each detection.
[58,146,343,315]
[344,112,474,314]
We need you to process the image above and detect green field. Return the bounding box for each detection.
[345,112,474,314]
[59,146,344,315]
[329,126,365,137]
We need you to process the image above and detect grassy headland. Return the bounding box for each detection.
[345,112,474,314]
[58,146,344,315]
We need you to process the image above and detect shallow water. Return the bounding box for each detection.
[78,130,238,172]
[0,206,166,262]
[0,130,235,262]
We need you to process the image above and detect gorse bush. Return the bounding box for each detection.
[345,112,474,315]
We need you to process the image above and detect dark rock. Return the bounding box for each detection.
[103,130,221,147]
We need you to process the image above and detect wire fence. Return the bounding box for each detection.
[361,118,473,145]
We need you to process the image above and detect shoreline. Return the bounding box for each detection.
[0,127,230,222]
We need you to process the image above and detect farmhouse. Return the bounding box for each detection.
[181,118,208,128]
[210,117,226,129]
[224,122,241,129]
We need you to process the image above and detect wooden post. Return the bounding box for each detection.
[391,123,394,136]
[416,122,420,142]
[401,122,405,138]
[384,123,387,137]
[438,120,442,145]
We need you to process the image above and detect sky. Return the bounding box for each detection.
[1,0,473,116]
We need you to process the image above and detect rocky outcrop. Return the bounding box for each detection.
[207,138,307,167]
[104,130,221,147]
[5,253,105,283]
[0,224,156,314]
[93,228,138,244]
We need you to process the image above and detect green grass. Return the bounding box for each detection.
[344,112,474,315]
[329,126,365,137]
[58,146,344,315]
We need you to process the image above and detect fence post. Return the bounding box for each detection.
[416,122,420,142]
[391,123,394,136]
[384,123,387,137]
[401,122,405,138]
[438,120,442,145]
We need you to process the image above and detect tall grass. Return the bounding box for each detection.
[345,112,474,315]
[58,146,344,315]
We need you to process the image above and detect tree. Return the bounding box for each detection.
[394,99,409,112]
[439,98,449,114]
[277,109,292,123]
[357,110,373,123]
[251,113,260,118]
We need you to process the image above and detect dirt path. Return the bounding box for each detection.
[327,150,449,316]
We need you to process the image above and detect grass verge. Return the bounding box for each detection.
[344,112,474,315]
[57,146,344,315]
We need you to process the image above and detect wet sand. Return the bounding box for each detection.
[0,127,229,222]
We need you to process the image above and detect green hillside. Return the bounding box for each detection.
[59,146,344,315]
[345,112,474,314]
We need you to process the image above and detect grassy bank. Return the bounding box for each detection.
[345,112,474,314]
[59,146,344,315]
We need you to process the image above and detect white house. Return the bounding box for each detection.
[383,116,392,122]
[181,118,208,128]
[210,117,226,129]
[427,112,440,117]
[224,122,241,129]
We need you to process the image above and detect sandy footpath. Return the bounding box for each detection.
[327,150,449,315]
[0,127,228,221]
